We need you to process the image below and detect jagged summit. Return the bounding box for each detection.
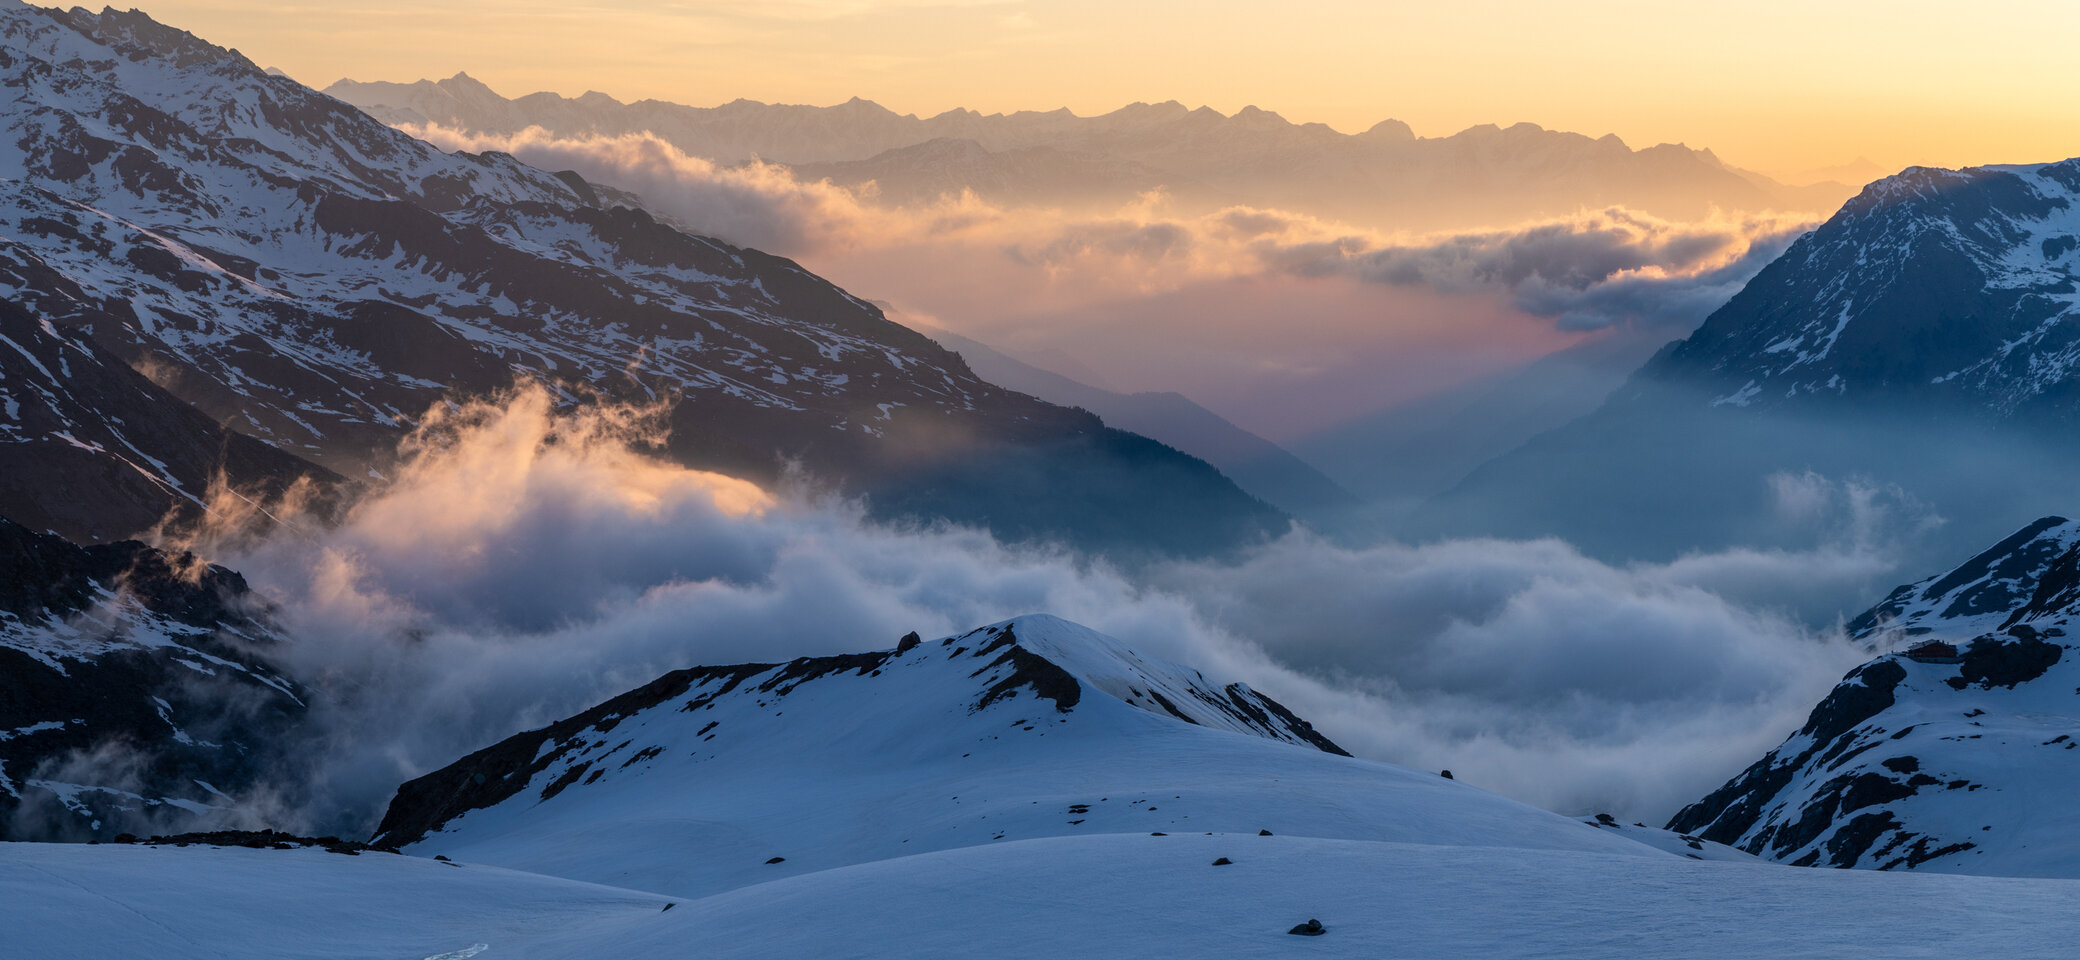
[1638,157,2080,417]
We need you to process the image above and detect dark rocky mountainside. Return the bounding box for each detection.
[0,5,1279,557]
[1645,163,2080,418]
[1670,518,2080,875]
[0,519,303,840]
[0,296,328,543]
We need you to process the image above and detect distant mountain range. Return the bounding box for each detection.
[326,74,1861,229]
[0,6,1279,557]
[1417,159,2080,573]
[1674,517,2080,874]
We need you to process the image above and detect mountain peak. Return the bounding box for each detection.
[1646,156,2080,417]
[372,616,1347,852]
[1360,118,1415,140]
[367,615,1642,899]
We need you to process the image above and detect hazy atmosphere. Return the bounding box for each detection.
[8,3,2080,956]
[132,0,2080,178]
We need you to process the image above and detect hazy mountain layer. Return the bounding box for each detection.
[923,327,1355,522]
[326,74,1857,230]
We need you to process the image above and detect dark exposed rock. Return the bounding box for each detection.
[135,829,386,856]
[0,522,304,841]
[372,662,770,849]
[1955,629,2062,689]
[972,626,1082,714]
[0,297,333,544]
[1667,659,1904,846]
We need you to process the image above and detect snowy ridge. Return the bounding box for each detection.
[1846,516,2080,645]
[370,615,1657,898]
[1672,523,2080,875]
[1645,158,2080,416]
[990,616,1349,751]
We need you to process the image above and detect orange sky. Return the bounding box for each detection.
[120,0,2080,180]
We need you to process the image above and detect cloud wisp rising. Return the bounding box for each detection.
[187,388,1890,833]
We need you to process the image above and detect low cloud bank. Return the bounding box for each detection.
[411,123,1813,334]
[186,389,1892,832]
[408,124,1816,439]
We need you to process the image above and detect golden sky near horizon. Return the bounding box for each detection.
[118,0,2080,179]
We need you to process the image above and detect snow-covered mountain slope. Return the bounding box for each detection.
[12,831,2080,959]
[0,295,327,543]
[923,326,1355,521]
[1416,160,2080,567]
[369,615,1660,898]
[0,5,1279,556]
[1845,516,2080,644]
[1670,521,2080,875]
[325,74,1852,230]
[0,519,302,839]
[1574,814,1759,862]
[1643,161,2080,417]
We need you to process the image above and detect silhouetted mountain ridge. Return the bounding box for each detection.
[326,75,1857,229]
